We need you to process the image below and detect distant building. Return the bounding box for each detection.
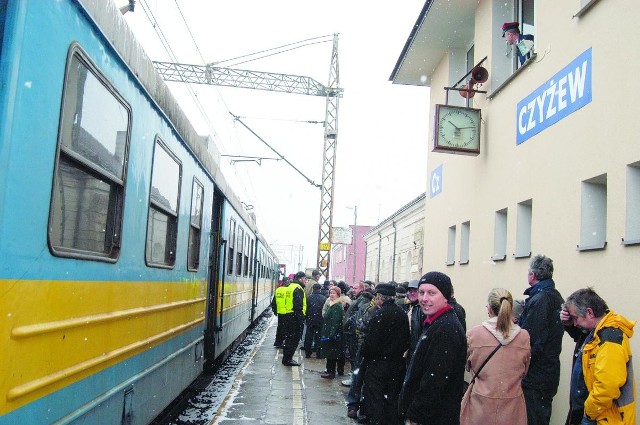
[363,193,425,283]
[330,224,372,286]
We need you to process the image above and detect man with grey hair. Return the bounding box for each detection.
[518,254,565,425]
[561,288,635,425]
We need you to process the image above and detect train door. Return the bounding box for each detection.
[204,189,223,371]
[250,237,258,321]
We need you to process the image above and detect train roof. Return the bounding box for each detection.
[77,0,276,257]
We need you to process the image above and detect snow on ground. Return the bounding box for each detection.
[169,313,274,425]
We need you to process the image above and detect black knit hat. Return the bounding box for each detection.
[418,271,453,301]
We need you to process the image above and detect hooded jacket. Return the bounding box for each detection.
[460,317,530,425]
[582,311,635,425]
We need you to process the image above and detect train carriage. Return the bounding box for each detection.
[0,1,278,423]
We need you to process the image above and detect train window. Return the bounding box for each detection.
[49,46,131,261]
[236,227,244,276]
[228,219,235,275]
[249,238,254,277]
[243,234,249,276]
[187,179,204,271]
[145,139,181,267]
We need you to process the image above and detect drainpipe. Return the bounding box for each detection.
[392,221,397,282]
[376,232,382,283]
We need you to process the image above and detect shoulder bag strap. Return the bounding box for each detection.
[468,343,502,386]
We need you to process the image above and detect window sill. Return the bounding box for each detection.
[446,260,455,266]
[513,252,532,259]
[458,260,469,265]
[491,254,506,262]
[488,53,537,99]
[577,241,607,252]
[574,0,602,18]
[622,238,640,246]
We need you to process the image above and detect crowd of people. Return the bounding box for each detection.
[271,254,635,425]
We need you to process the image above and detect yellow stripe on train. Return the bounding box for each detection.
[0,278,206,415]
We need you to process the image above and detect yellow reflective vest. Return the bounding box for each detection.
[283,282,307,315]
[274,285,288,314]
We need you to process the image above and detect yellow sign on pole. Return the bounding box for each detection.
[319,242,331,251]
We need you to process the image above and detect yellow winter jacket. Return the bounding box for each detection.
[582,311,635,425]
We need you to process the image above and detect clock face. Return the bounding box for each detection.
[433,104,481,155]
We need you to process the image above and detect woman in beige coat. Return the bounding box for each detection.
[460,288,531,425]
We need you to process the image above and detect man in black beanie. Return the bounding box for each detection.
[399,271,467,425]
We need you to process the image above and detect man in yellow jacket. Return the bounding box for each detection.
[563,288,635,425]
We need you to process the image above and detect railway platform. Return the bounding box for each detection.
[212,318,355,425]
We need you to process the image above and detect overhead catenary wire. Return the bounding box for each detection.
[230,113,321,189]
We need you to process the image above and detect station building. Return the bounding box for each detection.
[390,1,640,422]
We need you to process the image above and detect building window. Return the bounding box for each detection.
[624,162,640,245]
[187,179,204,271]
[460,221,470,265]
[515,199,532,258]
[49,45,130,261]
[447,225,456,266]
[579,174,607,251]
[146,140,181,267]
[492,208,508,261]
[490,0,536,91]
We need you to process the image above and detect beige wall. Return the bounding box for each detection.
[365,196,425,283]
[422,1,640,423]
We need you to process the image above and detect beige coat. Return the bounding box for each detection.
[460,317,531,425]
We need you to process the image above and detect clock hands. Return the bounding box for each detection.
[447,120,460,130]
[448,120,475,130]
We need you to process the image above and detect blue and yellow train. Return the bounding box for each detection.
[0,1,279,423]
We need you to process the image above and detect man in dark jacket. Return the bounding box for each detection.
[404,279,424,359]
[343,280,367,369]
[303,283,326,358]
[399,272,466,425]
[361,283,409,425]
[518,254,565,425]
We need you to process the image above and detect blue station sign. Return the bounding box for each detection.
[517,48,592,145]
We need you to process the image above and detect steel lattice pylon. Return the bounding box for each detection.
[153,35,341,278]
[316,35,340,278]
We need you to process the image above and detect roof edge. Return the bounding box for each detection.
[388,0,435,82]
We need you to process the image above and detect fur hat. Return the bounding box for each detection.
[374,283,396,296]
[329,285,342,296]
[418,271,453,301]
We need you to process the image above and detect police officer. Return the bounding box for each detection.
[271,276,289,348]
[282,271,307,366]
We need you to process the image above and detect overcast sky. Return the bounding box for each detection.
[121,0,430,271]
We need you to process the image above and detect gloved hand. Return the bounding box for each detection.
[580,416,596,425]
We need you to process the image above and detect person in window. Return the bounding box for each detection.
[502,21,534,65]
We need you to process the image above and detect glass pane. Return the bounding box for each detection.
[191,181,203,228]
[150,143,180,213]
[146,207,176,265]
[60,54,129,179]
[188,226,201,270]
[50,157,115,255]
